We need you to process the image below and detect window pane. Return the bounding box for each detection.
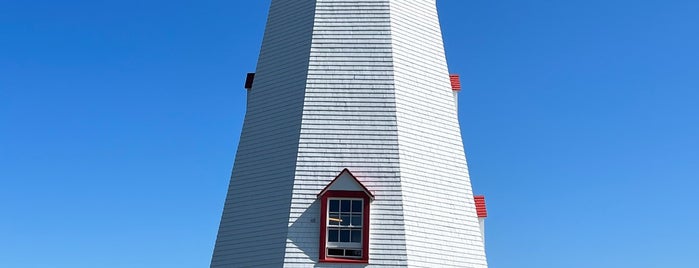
[351,230,362,243]
[329,213,340,225]
[328,229,339,242]
[329,200,339,212]
[351,215,361,226]
[340,215,351,226]
[346,249,362,257]
[341,200,351,212]
[352,200,362,213]
[328,248,343,256]
[340,230,350,242]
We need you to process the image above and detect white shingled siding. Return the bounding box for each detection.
[210,0,317,267]
[212,0,487,267]
[284,0,410,266]
[390,1,487,267]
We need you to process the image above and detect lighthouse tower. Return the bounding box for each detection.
[211,0,488,267]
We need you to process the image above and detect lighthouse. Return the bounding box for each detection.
[211,0,488,267]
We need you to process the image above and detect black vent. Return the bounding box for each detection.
[244,73,255,90]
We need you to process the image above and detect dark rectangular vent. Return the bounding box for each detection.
[244,73,255,89]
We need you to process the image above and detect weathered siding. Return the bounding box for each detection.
[284,0,409,266]
[390,1,487,267]
[212,0,487,267]
[210,0,317,267]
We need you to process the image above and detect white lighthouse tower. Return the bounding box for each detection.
[211,0,488,267]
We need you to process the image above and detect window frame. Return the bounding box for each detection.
[319,190,370,263]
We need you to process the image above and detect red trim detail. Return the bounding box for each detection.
[475,195,487,218]
[318,190,371,264]
[320,257,369,264]
[450,74,462,91]
[317,168,374,200]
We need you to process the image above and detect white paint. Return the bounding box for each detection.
[479,218,486,243]
[453,91,459,111]
[390,1,487,266]
[326,170,369,193]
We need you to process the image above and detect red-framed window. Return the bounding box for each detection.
[319,190,371,263]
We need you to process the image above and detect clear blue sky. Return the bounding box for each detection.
[1,1,697,267]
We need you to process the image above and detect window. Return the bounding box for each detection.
[326,199,363,258]
[318,169,373,263]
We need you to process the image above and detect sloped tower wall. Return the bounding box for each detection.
[211,1,487,267]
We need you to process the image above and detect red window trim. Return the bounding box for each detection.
[319,190,371,264]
